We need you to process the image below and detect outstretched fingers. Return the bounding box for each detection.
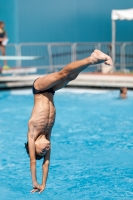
[30,188,39,193]
[39,189,44,194]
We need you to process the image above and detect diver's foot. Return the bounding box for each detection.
[90,49,112,66]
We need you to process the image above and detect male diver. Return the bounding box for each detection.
[25,50,112,193]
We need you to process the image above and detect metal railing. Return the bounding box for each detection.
[1,42,133,74]
[0,43,18,67]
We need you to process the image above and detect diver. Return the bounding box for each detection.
[25,49,112,193]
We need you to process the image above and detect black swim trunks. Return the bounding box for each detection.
[32,79,55,95]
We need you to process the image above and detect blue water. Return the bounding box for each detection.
[0,88,133,200]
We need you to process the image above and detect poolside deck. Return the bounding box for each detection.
[0,73,133,90]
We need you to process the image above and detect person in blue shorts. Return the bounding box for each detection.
[25,50,112,193]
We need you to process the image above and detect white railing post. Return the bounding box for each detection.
[72,43,77,61]
[97,43,101,50]
[17,43,22,67]
[48,44,54,72]
[120,43,125,71]
[112,20,116,71]
[14,44,19,67]
[97,43,102,71]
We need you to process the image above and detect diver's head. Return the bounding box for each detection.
[25,135,50,160]
[35,136,50,157]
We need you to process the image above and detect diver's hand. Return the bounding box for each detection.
[31,182,41,193]
[31,183,45,194]
[39,184,46,194]
[89,50,113,66]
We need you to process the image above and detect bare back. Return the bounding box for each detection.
[29,92,56,140]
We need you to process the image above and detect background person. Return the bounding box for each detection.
[0,21,9,68]
[120,87,127,99]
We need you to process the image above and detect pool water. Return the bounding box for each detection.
[0,88,133,200]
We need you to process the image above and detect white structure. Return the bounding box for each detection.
[0,56,44,60]
[111,8,133,70]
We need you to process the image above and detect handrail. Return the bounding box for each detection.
[3,42,133,74]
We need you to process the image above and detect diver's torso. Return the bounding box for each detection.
[29,92,56,139]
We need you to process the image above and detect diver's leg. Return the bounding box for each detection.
[35,50,112,91]
[1,45,7,65]
[53,66,87,91]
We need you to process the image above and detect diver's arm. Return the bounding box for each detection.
[38,131,51,193]
[28,134,44,194]
[41,149,50,190]
[30,150,50,194]
[28,132,38,186]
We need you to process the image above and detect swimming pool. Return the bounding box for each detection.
[0,88,133,200]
